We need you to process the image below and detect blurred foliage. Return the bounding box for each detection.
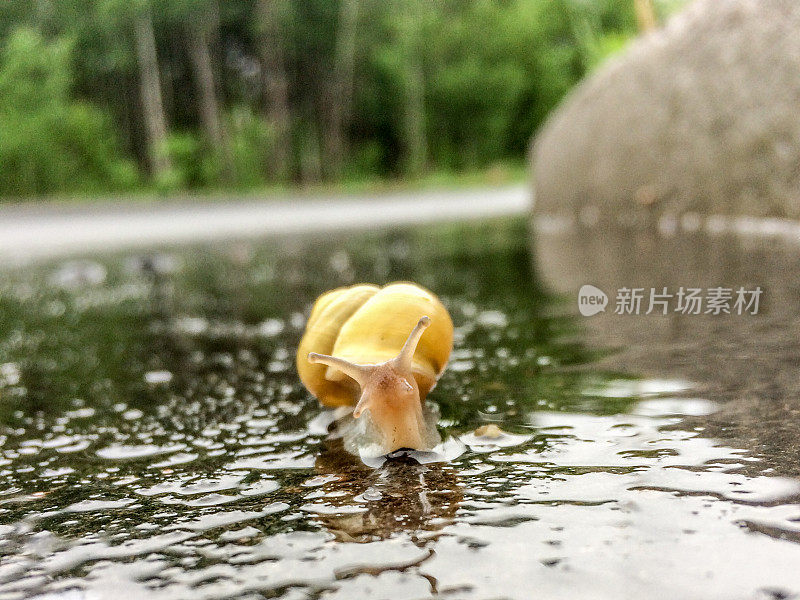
[0,28,138,197]
[0,0,685,199]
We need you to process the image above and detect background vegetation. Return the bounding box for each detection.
[0,0,683,199]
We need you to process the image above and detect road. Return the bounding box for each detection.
[0,184,529,264]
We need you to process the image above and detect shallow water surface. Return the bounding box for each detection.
[1,219,799,599]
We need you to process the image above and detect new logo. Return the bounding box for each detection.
[578,284,608,316]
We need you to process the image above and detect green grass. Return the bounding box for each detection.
[0,161,529,208]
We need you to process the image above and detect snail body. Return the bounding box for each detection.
[297,282,453,454]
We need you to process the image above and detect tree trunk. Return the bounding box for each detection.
[395,1,427,176]
[134,8,172,177]
[323,0,359,177]
[634,0,658,32]
[257,0,292,180]
[186,19,233,182]
[299,125,323,183]
[402,55,427,176]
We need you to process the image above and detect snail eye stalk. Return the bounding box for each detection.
[393,316,431,371]
[307,352,371,386]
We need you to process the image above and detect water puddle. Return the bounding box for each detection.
[0,218,799,598]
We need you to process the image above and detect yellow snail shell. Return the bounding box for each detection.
[296,282,453,452]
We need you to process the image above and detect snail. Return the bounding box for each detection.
[297,282,453,456]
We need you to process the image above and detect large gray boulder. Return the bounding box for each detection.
[531,0,800,221]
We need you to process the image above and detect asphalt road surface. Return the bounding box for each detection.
[0,184,529,264]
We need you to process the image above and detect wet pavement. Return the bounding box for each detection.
[0,216,799,599]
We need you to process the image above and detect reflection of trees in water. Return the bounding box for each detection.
[311,439,462,543]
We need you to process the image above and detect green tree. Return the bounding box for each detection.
[0,0,676,198]
[0,28,137,197]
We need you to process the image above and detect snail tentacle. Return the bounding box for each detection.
[307,352,371,386]
[352,391,371,418]
[394,316,431,371]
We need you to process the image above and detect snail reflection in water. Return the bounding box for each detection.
[311,438,462,543]
[297,282,453,458]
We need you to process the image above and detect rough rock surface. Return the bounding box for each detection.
[531,0,800,221]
